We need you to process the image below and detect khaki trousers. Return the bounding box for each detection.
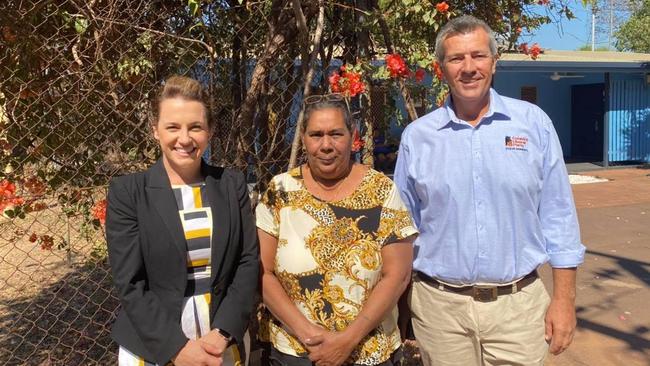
[409,276,551,366]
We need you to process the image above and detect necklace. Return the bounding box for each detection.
[307,163,352,200]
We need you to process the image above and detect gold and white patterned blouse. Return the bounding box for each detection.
[255,167,418,365]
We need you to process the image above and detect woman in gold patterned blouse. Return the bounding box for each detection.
[256,94,418,366]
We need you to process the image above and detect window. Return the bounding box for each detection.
[521,86,537,104]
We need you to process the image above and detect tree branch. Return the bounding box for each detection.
[288,0,326,169]
[291,0,311,76]
[377,12,418,121]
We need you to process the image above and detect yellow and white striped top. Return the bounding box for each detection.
[118,183,242,366]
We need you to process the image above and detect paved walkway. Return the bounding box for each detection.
[572,168,650,209]
[544,168,650,366]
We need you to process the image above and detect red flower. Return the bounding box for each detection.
[92,199,107,224]
[329,65,366,97]
[345,70,366,96]
[529,43,542,60]
[32,202,47,211]
[0,180,16,196]
[432,61,443,80]
[0,139,11,153]
[518,43,529,54]
[385,54,410,78]
[537,0,549,5]
[23,177,46,196]
[29,233,38,243]
[40,235,54,251]
[436,1,450,13]
[0,179,23,213]
[1,26,16,43]
[415,68,426,83]
[329,72,342,93]
[351,130,365,152]
[10,197,23,205]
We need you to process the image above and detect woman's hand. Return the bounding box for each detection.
[306,331,357,366]
[259,228,331,352]
[200,329,230,355]
[172,339,222,366]
[305,240,415,366]
[295,322,326,347]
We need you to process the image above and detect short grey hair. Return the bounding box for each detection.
[434,15,498,62]
[303,99,353,134]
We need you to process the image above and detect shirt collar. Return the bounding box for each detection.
[437,88,511,130]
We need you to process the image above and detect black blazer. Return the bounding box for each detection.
[106,159,259,365]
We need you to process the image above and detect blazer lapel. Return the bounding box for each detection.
[203,164,231,284]
[146,160,188,258]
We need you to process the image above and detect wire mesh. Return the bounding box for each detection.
[0,0,432,364]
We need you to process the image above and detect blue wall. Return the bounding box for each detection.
[608,73,650,162]
[372,66,650,163]
[493,72,605,157]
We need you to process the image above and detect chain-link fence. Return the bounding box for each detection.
[0,0,454,363]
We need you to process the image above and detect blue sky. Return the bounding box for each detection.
[524,2,595,51]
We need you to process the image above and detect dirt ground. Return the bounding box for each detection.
[250,168,650,366]
[248,168,650,366]
[542,167,650,366]
[3,168,648,365]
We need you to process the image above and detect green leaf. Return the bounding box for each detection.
[372,65,390,79]
[189,22,206,32]
[423,12,431,24]
[60,11,71,24]
[188,0,200,16]
[137,32,153,51]
[74,17,88,34]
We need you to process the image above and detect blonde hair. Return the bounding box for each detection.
[152,75,212,127]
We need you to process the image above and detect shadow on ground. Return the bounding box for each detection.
[1,250,648,365]
[578,249,650,358]
[0,260,119,365]
[587,249,650,287]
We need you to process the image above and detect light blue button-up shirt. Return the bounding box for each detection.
[394,89,585,285]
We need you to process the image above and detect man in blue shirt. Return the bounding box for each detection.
[394,15,585,365]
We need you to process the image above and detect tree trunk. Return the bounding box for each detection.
[288,0,326,169]
[357,0,374,167]
[233,0,317,168]
[361,90,374,167]
[378,13,418,122]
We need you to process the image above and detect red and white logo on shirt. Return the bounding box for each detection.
[505,136,528,151]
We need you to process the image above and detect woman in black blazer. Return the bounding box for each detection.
[106,76,258,366]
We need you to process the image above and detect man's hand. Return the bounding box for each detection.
[171,339,222,366]
[544,298,576,355]
[306,331,357,366]
[545,268,578,355]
